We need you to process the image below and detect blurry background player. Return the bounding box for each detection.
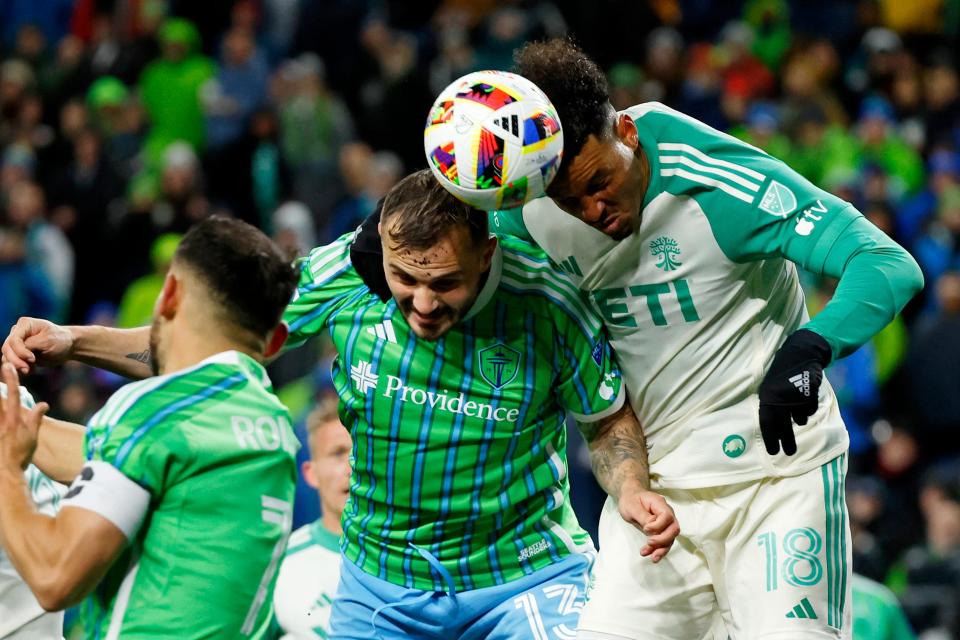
[0,382,65,639]
[273,398,351,639]
[0,216,299,638]
[491,38,924,639]
[2,171,679,639]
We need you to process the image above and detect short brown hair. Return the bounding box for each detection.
[381,169,488,251]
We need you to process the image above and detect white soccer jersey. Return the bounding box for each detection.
[273,520,342,639]
[499,103,850,489]
[0,383,66,639]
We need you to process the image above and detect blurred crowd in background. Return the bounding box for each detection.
[1,0,960,636]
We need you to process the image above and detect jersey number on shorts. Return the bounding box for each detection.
[513,584,582,640]
[757,527,824,592]
[241,495,293,635]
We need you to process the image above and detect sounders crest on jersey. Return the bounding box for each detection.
[424,70,564,212]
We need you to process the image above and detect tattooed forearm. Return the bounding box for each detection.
[577,403,650,499]
[125,350,152,366]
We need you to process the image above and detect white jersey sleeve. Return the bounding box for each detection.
[0,383,66,639]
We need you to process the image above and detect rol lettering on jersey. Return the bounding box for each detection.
[231,414,298,454]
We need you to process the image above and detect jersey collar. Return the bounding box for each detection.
[462,239,502,322]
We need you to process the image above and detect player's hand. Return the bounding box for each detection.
[758,329,832,456]
[2,317,75,375]
[0,364,48,470]
[618,487,680,563]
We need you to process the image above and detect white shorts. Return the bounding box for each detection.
[578,455,852,640]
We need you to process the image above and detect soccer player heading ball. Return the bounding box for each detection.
[488,38,924,639]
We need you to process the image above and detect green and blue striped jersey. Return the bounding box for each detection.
[79,351,297,639]
[284,233,623,591]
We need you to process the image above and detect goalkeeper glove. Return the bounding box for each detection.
[758,329,832,456]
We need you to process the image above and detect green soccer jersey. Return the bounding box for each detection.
[69,351,297,639]
[284,232,623,591]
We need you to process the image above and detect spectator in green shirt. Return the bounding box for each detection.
[138,18,215,167]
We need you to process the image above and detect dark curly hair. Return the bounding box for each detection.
[513,38,612,190]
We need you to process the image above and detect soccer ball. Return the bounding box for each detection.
[424,70,564,211]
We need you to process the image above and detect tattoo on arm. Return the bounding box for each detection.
[125,350,152,366]
[577,403,650,499]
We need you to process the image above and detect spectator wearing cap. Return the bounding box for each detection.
[857,95,925,198]
[138,18,215,166]
[86,75,144,180]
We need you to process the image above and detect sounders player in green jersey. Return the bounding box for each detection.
[282,170,676,639]
[0,216,300,638]
[487,40,924,640]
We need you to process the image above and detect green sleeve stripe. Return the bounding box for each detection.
[500,258,598,330]
[658,142,766,182]
[660,166,755,203]
[500,271,600,337]
[307,235,354,278]
[500,251,589,312]
[113,372,246,467]
[659,153,763,196]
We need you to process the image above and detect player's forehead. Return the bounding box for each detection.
[383,227,472,280]
[554,135,616,196]
[310,419,350,455]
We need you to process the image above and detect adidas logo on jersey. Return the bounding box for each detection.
[785,597,818,619]
[789,371,811,397]
[366,320,398,343]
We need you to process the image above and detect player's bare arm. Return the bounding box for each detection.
[32,416,85,484]
[578,402,680,562]
[0,364,127,611]
[2,318,152,380]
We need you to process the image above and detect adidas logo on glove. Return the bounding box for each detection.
[788,371,811,397]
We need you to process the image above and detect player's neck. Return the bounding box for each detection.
[320,509,343,536]
[159,322,261,375]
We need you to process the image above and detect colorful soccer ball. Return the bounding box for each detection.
[424,70,564,211]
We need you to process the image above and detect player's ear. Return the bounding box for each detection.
[302,459,320,490]
[615,113,639,151]
[480,235,497,270]
[263,322,289,360]
[156,272,180,319]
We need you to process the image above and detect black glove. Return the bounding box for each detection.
[349,201,391,302]
[758,329,832,456]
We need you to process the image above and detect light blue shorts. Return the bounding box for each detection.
[329,550,592,640]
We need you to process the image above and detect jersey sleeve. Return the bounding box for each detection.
[489,208,535,242]
[282,232,366,350]
[638,106,858,273]
[540,265,625,423]
[635,105,923,359]
[83,382,191,498]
